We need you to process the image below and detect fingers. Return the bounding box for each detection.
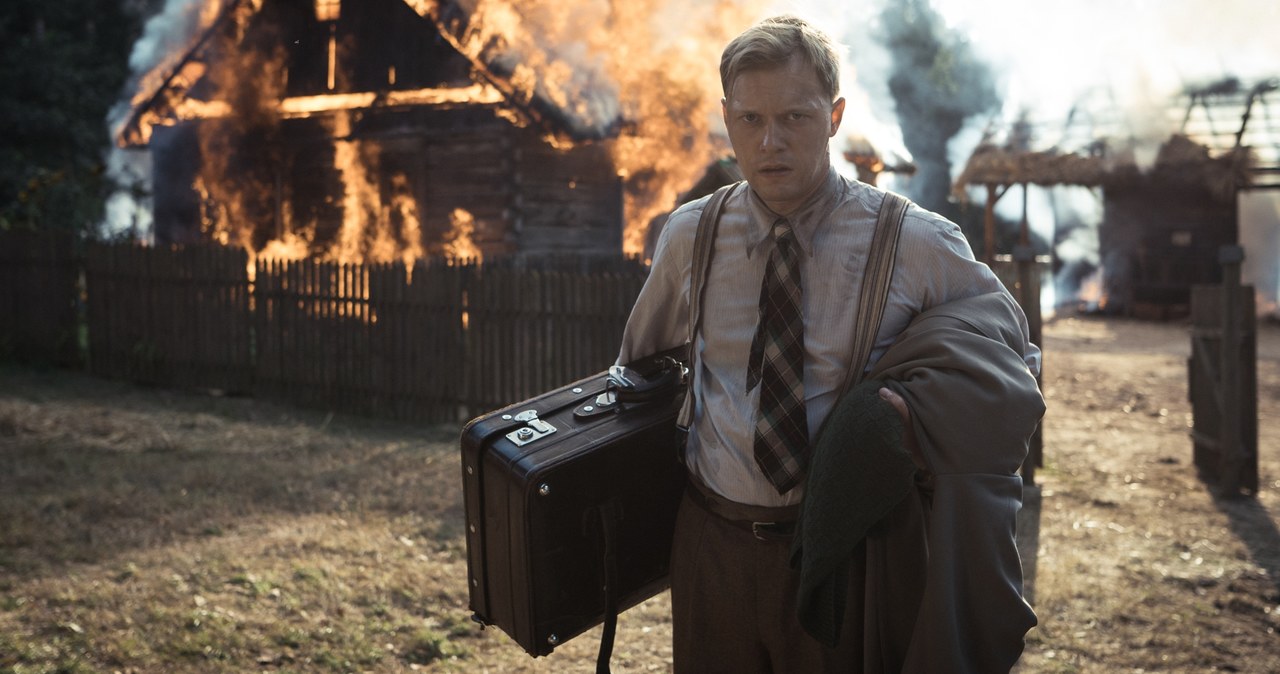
[878,386,910,424]
[880,386,927,473]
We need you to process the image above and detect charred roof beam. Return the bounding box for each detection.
[116,0,257,148]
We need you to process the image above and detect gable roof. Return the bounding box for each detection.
[116,0,621,148]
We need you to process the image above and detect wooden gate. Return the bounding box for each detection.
[1188,247,1258,495]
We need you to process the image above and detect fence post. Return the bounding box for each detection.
[1217,245,1253,496]
[1189,246,1257,497]
[1012,243,1043,486]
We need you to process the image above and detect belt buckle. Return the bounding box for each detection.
[751,521,776,541]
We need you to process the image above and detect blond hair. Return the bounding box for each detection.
[720,15,842,101]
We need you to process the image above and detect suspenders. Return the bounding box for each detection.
[677,183,910,430]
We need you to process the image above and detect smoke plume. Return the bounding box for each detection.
[876,0,999,212]
[101,0,211,239]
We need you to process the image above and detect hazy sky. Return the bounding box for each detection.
[778,0,1278,123]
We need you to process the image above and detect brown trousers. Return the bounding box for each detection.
[670,480,864,673]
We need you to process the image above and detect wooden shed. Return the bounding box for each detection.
[117,0,625,261]
[953,134,1253,317]
[951,72,1280,319]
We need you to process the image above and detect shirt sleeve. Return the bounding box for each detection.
[895,205,1042,377]
[616,202,700,365]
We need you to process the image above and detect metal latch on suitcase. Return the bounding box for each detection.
[504,410,557,446]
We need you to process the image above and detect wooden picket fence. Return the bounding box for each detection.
[0,228,80,366]
[84,243,253,392]
[71,242,648,422]
[465,265,647,412]
[253,258,469,423]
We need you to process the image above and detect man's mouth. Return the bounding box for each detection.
[758,164,790,176]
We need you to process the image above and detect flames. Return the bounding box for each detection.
[194,9,285,255]
[131,0,776,265]
[605,2,761,254]
[1076,267,1109,312]
[435,0,763,254]
[443,208,483,260]
[329,112,426,268]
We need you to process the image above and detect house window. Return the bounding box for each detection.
[315,0,340,22]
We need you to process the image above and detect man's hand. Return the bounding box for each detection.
[879,387,927,475]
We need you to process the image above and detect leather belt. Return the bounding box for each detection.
[685,474,799,541]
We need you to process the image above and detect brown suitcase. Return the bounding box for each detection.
[460,350,687,662]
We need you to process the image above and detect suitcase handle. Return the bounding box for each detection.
[607,356,685,405]
[575,356,685,420]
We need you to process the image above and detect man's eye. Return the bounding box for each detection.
[741,114,759,123]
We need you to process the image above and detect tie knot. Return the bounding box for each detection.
[772,219,794,245]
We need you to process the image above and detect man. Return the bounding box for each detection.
[618,15,1040,673]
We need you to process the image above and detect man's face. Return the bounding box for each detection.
[723,54,846,215]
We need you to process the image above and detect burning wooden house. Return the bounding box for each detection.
[953,76,1279,317]
[843,134,916,187]
[115,0,713,264]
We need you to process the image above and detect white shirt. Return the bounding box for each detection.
[618,167,1040,507]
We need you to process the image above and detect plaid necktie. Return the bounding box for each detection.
[746,219,809,494]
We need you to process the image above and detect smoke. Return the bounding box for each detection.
[930,0,1280,134]
[769,0,1279,315]
[929,0,1280,304]
[1240,191,1280,317]
[929,0,1280,200]
[101,0,211,240]
[772,0,1279,184]
[456,0,624,138]
[762,0,1004,209]
[106,0,209,136]
[879,0,999,211]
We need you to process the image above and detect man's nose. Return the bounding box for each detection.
[760,119,784,151]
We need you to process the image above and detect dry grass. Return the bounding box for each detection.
[0,375,475,673]
[1,315,1278,673]
[1014,318,1280,673]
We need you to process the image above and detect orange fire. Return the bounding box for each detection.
[443,208,483,261]
[440,0,763,254]
[1077,267,1109,311]
[139,0,777,266]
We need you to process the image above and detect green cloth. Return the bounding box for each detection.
[789,378,913,648]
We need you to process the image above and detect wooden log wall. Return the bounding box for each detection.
[513,129,624,257]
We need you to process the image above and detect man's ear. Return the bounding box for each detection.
[721,97,729,125]
[830,97,847,136]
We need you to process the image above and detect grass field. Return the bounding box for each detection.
[0,373,480,672]
[2,315,1279,673]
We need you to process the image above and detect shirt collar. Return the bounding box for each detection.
[745,166,845,260]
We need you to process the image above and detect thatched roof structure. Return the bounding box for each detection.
[952,145,1109,191]
[952,134,1255,203]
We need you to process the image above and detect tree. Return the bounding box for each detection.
[0,1,144,236]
